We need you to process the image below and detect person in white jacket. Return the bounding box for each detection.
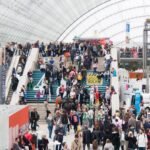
[90,87,94,105]
[137,129,147,150]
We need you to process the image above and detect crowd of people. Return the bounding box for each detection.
[11,41,150,150]
[120,47,143,58]
[22,41,112,103]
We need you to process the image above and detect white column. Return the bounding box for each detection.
[111,48,120,115]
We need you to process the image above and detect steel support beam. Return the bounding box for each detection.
[143,20,150,93]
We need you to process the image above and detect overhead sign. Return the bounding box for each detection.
[126,23,130,33]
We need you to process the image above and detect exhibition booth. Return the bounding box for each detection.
[0,105,29,149]
[118,68,150,109]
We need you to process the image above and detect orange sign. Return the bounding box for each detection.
[129,72,143,79]
[9,106,29,128]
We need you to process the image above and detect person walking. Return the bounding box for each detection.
[71,134,82,150]
[47,112,54,139]
[59,85,65,99]
[111,127,120,150]
[41,135,49,150]
[54,124,65,150]
[30,108,40,131]
[82,126,91,150]
[88,108,94,128]
[125,131,137,150]
[44,99,50,118]
[137,129,147,150]
[61,110,68,136]
[72,111,79,133]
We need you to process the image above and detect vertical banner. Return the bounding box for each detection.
[126,23,130,33]
[126,23,130,44]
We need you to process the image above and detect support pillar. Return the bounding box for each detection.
[143,19,150,93]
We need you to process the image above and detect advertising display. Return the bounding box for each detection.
[0,105,29,150]
[87,73,103,85]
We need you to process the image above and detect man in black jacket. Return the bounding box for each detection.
[30,108,40,131]
[92,127,101,145]
[83,126,91,150]
[55,124,65,150]
[61,110,68,136]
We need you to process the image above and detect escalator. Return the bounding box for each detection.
[6,47,31,104]
[10,47,39,105]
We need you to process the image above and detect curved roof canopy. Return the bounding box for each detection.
[0,0,150,45]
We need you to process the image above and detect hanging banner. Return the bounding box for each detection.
[126,23,130,33]
[126,23,130,44]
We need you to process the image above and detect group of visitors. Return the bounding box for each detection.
[120,47,143,58]
[44,101,150,150]
[32,41,118,150]
[33,42,150,150]
[38,41,110,58]
[12,131,37,150]
[11,41,150,150]
[34,41,113,103]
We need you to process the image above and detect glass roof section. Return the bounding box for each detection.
[60,0,150,45]
[0,0,108,45]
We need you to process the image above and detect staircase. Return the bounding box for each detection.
[26,70,45,102]
[26,69,110,103]
[28,103,56,124]
[86,79,109,95]
[26,70,58,103]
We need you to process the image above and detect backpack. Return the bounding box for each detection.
[61,116,68,124]
[73,115,78,123]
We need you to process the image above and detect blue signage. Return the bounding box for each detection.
[126,23,130,33]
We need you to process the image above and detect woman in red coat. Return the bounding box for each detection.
[95,89,100,105]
